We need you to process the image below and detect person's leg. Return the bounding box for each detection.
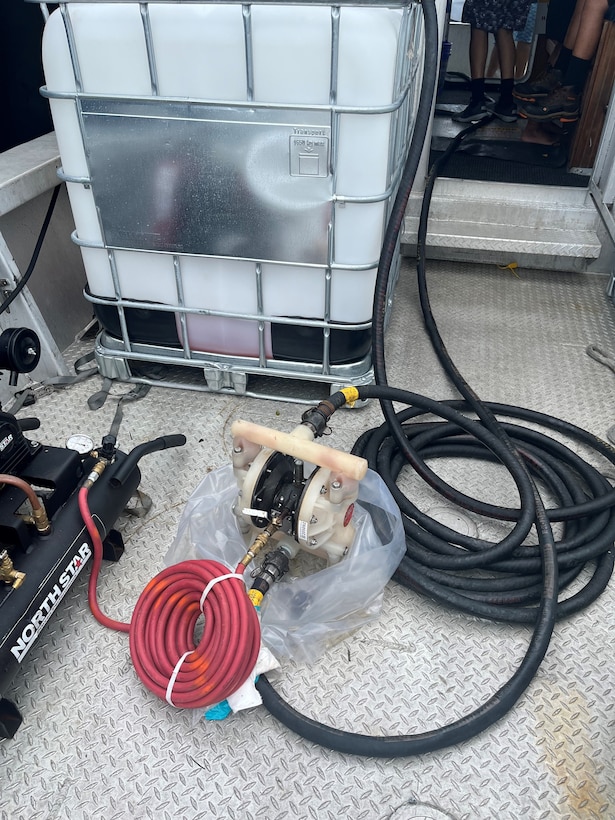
[495,28,515,79]
[469,27,489,78]
[515,41,532,79]
[562,0,586,47]
[513,2,537,79]
[519,0,607,120]
[492,28,518,120]
[570,0,607,60]
[453,27,492,121]
[546,0,579,44]
[467,27,490,108]
[487,42,500,78]
[551,0,607,74]
[551,0,587,74]
[513,0,582,100]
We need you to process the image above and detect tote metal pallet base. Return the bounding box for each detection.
[93,330,378,404]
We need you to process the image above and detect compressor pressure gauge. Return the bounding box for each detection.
[66,434,94,455]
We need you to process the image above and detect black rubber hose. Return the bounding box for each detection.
[0,185,61,317]
[109,434,187,487]
[257,382,561,757]
[257,0,613,758]
[256,0,557,757]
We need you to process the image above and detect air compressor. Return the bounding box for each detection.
[0,326,185,738]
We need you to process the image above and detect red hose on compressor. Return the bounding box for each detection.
[79,486,261,709]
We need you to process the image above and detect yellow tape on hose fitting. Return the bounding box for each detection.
[340,386,360,407]
[248,589,264,607]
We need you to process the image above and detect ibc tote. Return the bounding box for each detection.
[41,0,426,398]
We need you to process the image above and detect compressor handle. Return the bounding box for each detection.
[155,434,188,450]
[109,434,187,487]
[231,419,368,481]
[17,417,41,431]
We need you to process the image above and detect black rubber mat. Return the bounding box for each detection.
[431,84,589,187]
[456,138,568,168]
[429,146,589,186]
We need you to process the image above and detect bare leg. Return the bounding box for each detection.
[571,0,608,59]
[515,42,532,79]
[453,26,493,120]
[563,0,587,49]
[495,28,516,79]
[487,43,500,77]
[469,28,489,78]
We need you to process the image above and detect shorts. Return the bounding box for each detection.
[462,0,533,34]
[515,2,537,43]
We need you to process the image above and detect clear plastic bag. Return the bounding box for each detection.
[165,463,405,663]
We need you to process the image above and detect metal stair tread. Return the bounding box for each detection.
[403,216,601,257]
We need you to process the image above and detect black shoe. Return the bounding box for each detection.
[518,86,580,122]
[488,98,518,123]
[513,67,563,102]
[452,99,491,123]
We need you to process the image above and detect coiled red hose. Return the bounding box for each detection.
[79,486,261,709]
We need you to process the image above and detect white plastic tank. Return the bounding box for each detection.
[42,1,421,363]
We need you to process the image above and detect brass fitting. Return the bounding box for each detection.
[31,505,51,536]
[0,549,25,589]
[83,459,107,490]
[0,473,52,536]
[239,518,282,568]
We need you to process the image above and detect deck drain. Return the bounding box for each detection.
[424,505,478,538]
[388,802,457,820]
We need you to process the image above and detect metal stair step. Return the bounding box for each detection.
[402,179,603,271]
[404,216,601,257]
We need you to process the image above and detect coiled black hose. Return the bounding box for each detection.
[256,0,614,757]
[354,398,615,623]
[257,386,563,757]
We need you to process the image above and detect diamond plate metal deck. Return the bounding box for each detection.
[1,259,615,820]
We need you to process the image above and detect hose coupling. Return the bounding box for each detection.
[0,549,25,589]
[248,547,290,607]
[32,505,52,535]
[83,459,107,490]
[300,400,336,437]
[240,518,282,568]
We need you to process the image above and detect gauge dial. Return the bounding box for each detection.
[66,434,94,455]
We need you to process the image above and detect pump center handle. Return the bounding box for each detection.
[231,419,368,481]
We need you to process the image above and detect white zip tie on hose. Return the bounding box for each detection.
[165,572,244,707]
[199,572,244,611]
[166,650,194,707]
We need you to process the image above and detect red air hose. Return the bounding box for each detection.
[79,486,261,709]
[80,487,131,634]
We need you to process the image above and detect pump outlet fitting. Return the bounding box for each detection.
[249,547,291,607]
